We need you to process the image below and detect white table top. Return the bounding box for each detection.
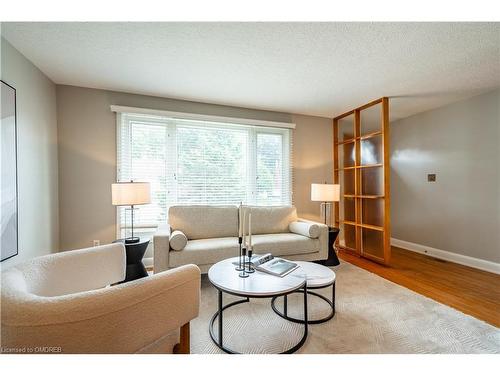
[294,261,336,288]
[208,257,307,297]
[208,258,336,297]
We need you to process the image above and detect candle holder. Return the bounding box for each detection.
[246,248,255,273]
[239,247,249,278]
[235,236,245,271]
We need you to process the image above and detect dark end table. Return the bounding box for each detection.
[315,227,340,266]
[113,238,150,283]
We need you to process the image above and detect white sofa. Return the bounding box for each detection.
[154,205,328,274]
[1,243,200,354]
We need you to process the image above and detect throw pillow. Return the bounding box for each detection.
[289,221,320,239]
[170,230,188,251]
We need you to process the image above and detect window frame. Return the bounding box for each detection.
[116,112,293,238]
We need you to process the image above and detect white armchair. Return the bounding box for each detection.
[1,243,200,354]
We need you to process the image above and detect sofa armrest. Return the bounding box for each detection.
[297,218,329,260]
[153,224,171,274]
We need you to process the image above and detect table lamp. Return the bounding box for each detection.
[311,183,340,226]
[112,181,151,243]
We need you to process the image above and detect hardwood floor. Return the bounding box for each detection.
[338,247,500,327]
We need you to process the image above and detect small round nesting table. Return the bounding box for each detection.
[271,261,336,324]
[208,257,308,354]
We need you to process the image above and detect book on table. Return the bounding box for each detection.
[251,253,299,277]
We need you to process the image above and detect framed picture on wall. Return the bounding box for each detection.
[1,80,18,262]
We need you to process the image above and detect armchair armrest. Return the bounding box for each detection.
[153,223,171,274]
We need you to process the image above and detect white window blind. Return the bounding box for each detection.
[117,113,293,235]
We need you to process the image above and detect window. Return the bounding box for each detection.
[117,113,293,235]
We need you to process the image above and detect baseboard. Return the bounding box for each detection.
[391,238,500,275]
[143,256,153,268]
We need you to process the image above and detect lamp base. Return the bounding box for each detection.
[320,202,333,225]
[125,236,140,244]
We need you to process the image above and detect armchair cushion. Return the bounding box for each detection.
[170,230,188,251]
[289,221,320,239]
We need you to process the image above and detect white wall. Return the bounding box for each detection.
[1,38,59,269]
[391,89,500,263]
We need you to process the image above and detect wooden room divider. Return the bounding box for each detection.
[333,97,390,265]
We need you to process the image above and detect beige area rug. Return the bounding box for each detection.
[191,261,500,354]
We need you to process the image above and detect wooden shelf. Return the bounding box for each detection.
[338,220,384,232]
[338,166,356,170]
[335,164,383,171]
[334,131,383,146]
[334,97,391,265]
[360,163,383,169]
[360,131,382,140]
[336,138,355,145]
[341,220,357,226]
[360,223,384,232]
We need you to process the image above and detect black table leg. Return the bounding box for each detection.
[209,287,307,354]
[303,284,308,336]
[332,281,336,315]
[218,289,223,346]
[271,281,335,324]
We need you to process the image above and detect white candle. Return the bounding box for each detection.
[248,213,252,248]
[238,203,242,238]
[242,208,246,246]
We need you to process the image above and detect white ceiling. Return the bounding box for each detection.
[2,22,499,119]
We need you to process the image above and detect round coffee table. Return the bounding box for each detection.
[271,261,336,324]
[208,257,308,354]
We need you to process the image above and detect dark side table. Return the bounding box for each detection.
[113,238,150,283]
[315,227,340,266]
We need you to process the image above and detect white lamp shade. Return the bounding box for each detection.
[112,182,151,206]
[311,183,340,202]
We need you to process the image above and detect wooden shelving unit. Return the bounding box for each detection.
[333,97,391,265]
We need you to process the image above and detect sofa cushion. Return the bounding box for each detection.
[169,237,239,267]
[250,233,319,256]
[169,230,188,251]
[245,206,298,235]
[289,221,320,239]
[169,205,238,240]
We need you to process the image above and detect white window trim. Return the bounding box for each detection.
[110,105,296,129]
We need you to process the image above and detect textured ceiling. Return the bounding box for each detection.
[2,22,499,119]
